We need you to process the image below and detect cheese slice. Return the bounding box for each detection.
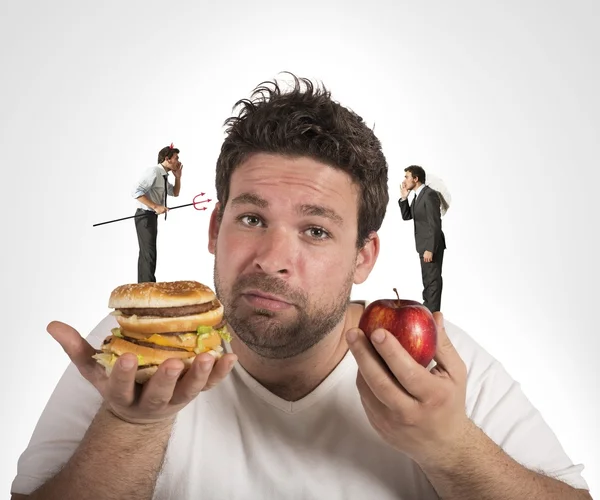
[117,328,222,352]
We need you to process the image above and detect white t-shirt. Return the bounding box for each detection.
[12,309,589,499]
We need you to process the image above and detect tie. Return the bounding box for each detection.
[163,174,168,220]
[410,194,417,217]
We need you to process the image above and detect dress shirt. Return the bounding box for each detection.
[132,164,175,211]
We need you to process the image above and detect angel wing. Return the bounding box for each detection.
[425,174,451,217]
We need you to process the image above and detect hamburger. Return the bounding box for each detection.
[93,280,231,383]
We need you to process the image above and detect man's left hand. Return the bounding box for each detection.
[173,163,183,178]
[346,312,471,467]
[423,250,433,263]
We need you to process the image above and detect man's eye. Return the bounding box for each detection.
[307,227,330,240]
[240,215,263,227]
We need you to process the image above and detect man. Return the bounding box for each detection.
[132,144,183,283]
[11,76,591,499]
[399,165,446,313]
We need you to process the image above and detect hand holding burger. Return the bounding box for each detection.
[46,280,237,425]
[95,280,231,383]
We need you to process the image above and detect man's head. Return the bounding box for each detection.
[157,144,181,171]
[208,74,388,359]
[404,165,426,190]
[214,74,388,249]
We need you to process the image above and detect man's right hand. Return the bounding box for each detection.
[153,205,168,215]
[400,181,409,200]
[46,321,237,425]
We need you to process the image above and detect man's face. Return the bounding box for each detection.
[404,171,417,190]
[167,153,180,169]
[208,153,378,359]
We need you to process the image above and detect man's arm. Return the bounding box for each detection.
[12,405,174,500]
[418,420,592,500]
[135,195,167,215]
[136,194,159,211]
[398,182,412,220]
[398,198,412,220]
[11,319,237,500]
[346,314,591,500]
[423,189,442,252]
[132,168,166,212]
[170,163,182,197]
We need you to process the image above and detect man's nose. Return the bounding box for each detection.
[252,227,295,276]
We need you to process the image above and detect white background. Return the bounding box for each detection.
[2,0,598,496]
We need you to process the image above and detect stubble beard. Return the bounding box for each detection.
[213,258,355,360]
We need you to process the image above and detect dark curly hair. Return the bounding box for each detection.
[215,73,389,248]
[157,145,179,164]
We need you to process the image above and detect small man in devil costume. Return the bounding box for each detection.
[131,143,183,283]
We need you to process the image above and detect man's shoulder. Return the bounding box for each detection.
[140,164,163,175]
[422,185,437,197]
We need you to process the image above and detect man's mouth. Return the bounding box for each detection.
[241,290,294,311]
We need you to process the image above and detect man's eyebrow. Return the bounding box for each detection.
[230,192,269,208]
[298,204,344,226]
[229,194,344,226]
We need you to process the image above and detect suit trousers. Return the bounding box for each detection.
[419,245,444,313]
[134,208,158,283]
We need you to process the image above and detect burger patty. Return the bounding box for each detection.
[101,319,227,352]
[130,318,226,334]
[117,300,219,318]
[127,339,189,352]
[102,335,189,352]
[125,319,226,337]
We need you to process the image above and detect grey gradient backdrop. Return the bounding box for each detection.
[2,0,598,496]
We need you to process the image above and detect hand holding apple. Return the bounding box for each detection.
[358,288,437,367]
[346,308,470,467]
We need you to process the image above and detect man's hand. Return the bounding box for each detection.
[346,312,470,467]
[400,181,409,200]
[47,321,237,425]
[172,162,183,178]
[154,205,169,215]
[423,250,433,263]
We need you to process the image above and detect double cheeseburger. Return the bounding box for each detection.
[93,280,231,383]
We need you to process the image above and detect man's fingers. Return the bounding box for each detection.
[202,353,237,391]
[47,321,106,383]
[170,353,236,406]
[431,313,466,379]
[47,321,97,360]
[347,328,419,409]
[357,371,387,412]
[138,358,185,411]
[169,354,215,405]
[106,353,139,407]
[355,327,436,402]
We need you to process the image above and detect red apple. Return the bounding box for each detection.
[358,288,438,367]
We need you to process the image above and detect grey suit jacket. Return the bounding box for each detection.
[399,185,446,255]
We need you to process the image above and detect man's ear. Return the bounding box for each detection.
[208,202,222,255]
[353,231,380,285]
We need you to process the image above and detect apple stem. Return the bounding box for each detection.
[393,287,400,304]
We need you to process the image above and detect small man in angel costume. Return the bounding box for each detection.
[399,165,450,313]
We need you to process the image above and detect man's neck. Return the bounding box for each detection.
[229,302,365,401]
